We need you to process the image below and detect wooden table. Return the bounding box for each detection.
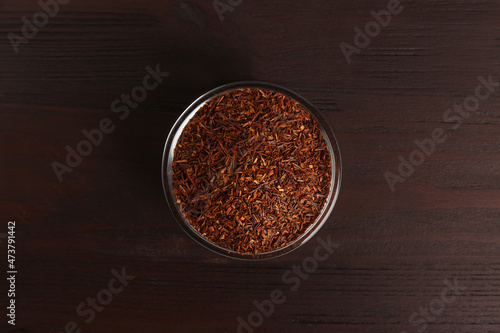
[2,0,500,332]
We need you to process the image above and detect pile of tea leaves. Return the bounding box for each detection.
[171,88,332,254]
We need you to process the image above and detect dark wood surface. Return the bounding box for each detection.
[2,0,500,332]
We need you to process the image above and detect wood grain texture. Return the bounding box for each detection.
[1,0,500,332]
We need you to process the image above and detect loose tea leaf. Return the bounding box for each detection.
[171,88,332,255]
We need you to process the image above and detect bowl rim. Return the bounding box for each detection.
[161,81,342,260]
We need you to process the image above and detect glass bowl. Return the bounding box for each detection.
[162,81,341,260]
